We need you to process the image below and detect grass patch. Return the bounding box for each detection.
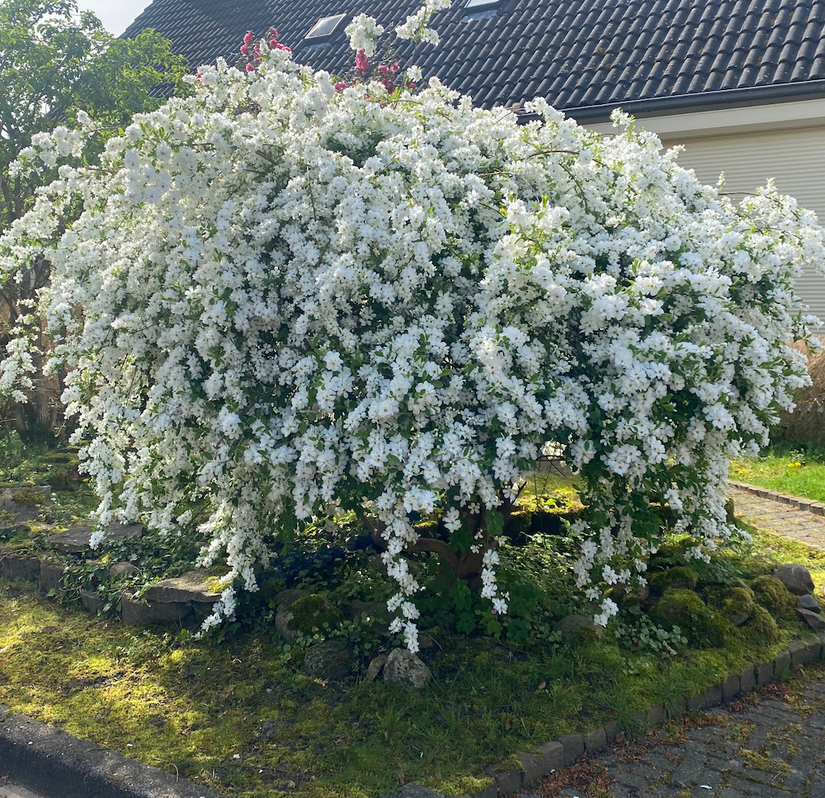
[731,443,825,503]
[0,576,802,798]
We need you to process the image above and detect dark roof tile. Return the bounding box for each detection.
[125,0,825,114]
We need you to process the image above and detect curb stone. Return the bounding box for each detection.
[386,638,825,798]
[729,480,825,517]
[0,705,225,798]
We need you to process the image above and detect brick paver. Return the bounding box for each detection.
[520,673,825,797]
[517,486,825,798]
[731,489,825,551]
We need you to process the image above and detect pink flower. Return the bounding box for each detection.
[243,31,255,44]
[240,43,248,55]
[274,43,291,52]
[381,78,393,92]
[390,61,399,74]
[354,49,369,72]
[334,81,347,92]
[245,63,255,73]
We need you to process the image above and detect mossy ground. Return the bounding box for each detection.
[1,436,823,797]
[0,528,819,797]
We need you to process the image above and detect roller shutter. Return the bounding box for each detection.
[662,125,825,329]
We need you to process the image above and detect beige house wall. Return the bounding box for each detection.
[587,99,825,329]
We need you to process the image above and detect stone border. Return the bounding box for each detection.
[0,705,224,798]
[729,480,825,517]
[388,632,825,798]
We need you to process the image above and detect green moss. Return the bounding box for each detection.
[288,593,344,634]
[438,775,495,797]
[11,488,46,507]
[750,575,796,620]
[649,566,699,593]
[718,587,755,626]
[741,604,782,645]
[649,589,732,648]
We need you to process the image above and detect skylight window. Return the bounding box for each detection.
[465,0,499,10]
[304,13,347,42]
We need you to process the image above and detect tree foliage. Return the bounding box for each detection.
[0,0,188,433]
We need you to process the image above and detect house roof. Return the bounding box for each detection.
[125,0,825,120]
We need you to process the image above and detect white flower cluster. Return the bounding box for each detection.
[344,14,385,57]
[1,38,823,646]
[395,0,450,44]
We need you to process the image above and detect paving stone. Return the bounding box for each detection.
[518,740,563,784]
[774,650,791,677]
[722,673,740,701]
[739,664,756,693]
[583,726,607,753]
[700,685,722,709]
[557,733,584,765]
[671,756,724,789]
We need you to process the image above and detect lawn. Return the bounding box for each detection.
[731,443,825,504]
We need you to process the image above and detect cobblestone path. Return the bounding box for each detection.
[517,487,825,798]
[730,488,825,551]
[519,668,825,798]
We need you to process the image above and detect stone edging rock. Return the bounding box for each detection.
[729,480,825,517]
[388,632,825,798]
[0,546,218,627]
[0,704,224,798]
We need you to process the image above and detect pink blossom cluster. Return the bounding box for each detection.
[239,27,290,73]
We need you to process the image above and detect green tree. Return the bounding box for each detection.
[0,0,188,436]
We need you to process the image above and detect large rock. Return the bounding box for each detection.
[106,523,143,543]
[109,561,139,579]
[0,486,50,522]
[383,648,431,689]
[303,640,352,681]
[273,588,308,608]
[774,564,816,596]
[121,594,192,625]
[143,570,222,604]
[554,614,605,642]
[799,594,821,613]
[48,522,142,555]
[797,608,825,631]
[274,609,299,641]
[39,560,67,595]
[364,653,387,682]
[0,552,41,580]
[48,526,93,554]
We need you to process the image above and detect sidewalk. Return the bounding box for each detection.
[0,780,44,798]
[516,484,825,798]
[518,669,825,798]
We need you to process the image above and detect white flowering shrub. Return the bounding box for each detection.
[1,19,823,649]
